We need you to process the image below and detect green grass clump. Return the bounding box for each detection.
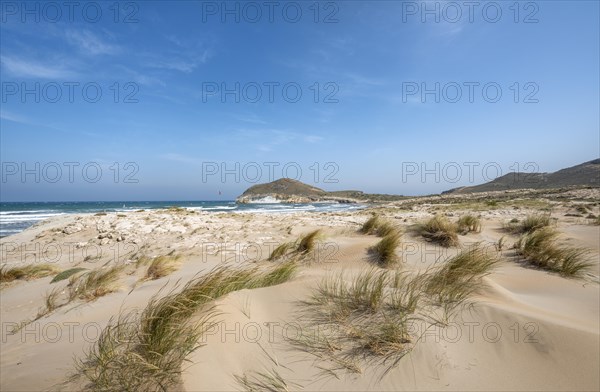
[360,215,381,234]
[360,215,397,237]
[73,262,297,391]
[369,232,402,267]
[505,214,552,234]
[457,215,482,234]
[516,227,593,278]
[297,230,321,254]
[425,245,498,316]
[418,216,459,247]
[144,255,181,280]
[313,269,390,318]
[68,266,124,301]
[295,246,498,375]
[0,263,59,283]
[268,242,295,261]
[51,267,88,283]
[268,230,322,261]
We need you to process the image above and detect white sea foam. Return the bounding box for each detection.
[0,213,65,222]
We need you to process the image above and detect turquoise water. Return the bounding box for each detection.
[0,201,365,237]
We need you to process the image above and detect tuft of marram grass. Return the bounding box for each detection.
[516,227,593,278]
[418,216,459,247]
[268,242,295,261]
[457,215,482,234]
[369,232,402,267]
[296,246,498,376]
[0,263,59,283]
[505,214,552,234]
[268,230,322,261]
[72,262,297,391]
[297,230,321,254]
[425,245,498,316]
[360,215,397,237]
[145,255,181,280]
[68,265,124,301]
[360,215,381,234]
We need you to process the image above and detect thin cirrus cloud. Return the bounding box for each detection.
[0,55,77,79]
[160,153,203,165]
[146,51,211,73]
[65,29,121,56]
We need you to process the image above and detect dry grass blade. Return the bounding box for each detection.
[0,263,59,283]
[235,367,302,392]
[51,267,88,283]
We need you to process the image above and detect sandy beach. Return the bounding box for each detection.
[1,189,599,391]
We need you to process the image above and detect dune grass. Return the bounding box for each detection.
[51,267,88,283]
[235,368,300,392]
[0,263,59,283]
[44,287,62,313]
[360,215,397,237]
[144,255,182,280]
[425,245,498,317]
[418,216,459,247]
[268,230,322,261]
[297,230,321,254]
[73,262,297,391]
[268,242,295,261]
[456,215,482,234]
[516,227,593,278]
[369,232,402,267]
[360,215,381,234]
[295,245,497,376]
[505,214,552,234]
[68,265,124,301]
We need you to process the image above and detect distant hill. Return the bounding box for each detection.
[443,159,600,194]
[236,178,405,203]
[237,159,600,203]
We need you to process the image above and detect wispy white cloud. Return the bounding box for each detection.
[143,34,213,73]
[232,128,324,152]
[0,55,76,79]
[234,113,267,125]
[148,56,208,73]
[0,109,72,133]
[160,153,202,165]
[0,110,28,124]
[65,29,120,56]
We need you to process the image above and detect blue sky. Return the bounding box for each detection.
[1,0,599,201]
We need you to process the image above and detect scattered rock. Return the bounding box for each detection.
[63,223,83,235]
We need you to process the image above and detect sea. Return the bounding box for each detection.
[0,201,366,238]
